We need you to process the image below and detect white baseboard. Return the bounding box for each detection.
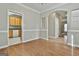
[22,37,39,43]
[39,37,48,40]
[0,45,8,49]
[73,45,79,47]
[67,43,72,46]
[39,38,48,40]
[42,38,48,40]
[67,43,79,48]
[48,36,57,39]
[8,37,21,46]
[0,37,39,49]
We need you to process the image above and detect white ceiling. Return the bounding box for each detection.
[20,3,79,13]
[22,3,66,13]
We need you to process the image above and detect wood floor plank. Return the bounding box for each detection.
[0,38,79,56]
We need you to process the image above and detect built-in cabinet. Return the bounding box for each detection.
[9,14,22,38]
[8,11,22,45]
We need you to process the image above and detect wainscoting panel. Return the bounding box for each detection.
[0,32,8,47]
[22,30,39,42]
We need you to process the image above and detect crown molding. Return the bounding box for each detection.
[16,3,68,14]
[40,3,68,13]
[16,3,40,14]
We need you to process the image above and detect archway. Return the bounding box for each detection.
[48,10,67,43]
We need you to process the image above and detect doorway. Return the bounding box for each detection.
[48,10,67,43]
[8,11,22,46]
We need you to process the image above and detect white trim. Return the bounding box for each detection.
[0,31,7,32]
[38,38,48,40]
[0,38,39,49]
[56,9,68,16]
[46,16,48,40]
[7,9,9,50]
[42,16,48,40]
[40,38,48,40]
[42,38,48,40]
[41,3,68,13]
[39,37,48,40]
[0,45,8,49]
[23,29,47,31]
[68,30,79,32]
[22,37,39,43]
[67,43,72,46]
[16,3,40,14]
[8,11,22,16]
[40,29,47,31]
[7,10,23,47]
[23,29,40,31]
[22,12,24,45]
[8,37,22,46]
[16,3,67,14]
[46,9,69,18]
[67,43,79,48]
[48,36,56,39]
[73,44,79,47]
[7,9,23,16]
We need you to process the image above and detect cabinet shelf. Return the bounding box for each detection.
[9,25,22,30]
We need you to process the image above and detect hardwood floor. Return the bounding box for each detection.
[0,38,79,56]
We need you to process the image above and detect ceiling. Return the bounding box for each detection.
[21,3,79,13]
[22,3,66,13]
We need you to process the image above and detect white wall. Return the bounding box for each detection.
[40,4,79,45]
[1,3,79,48]
[39,15,48,39]
[67,10,79,47]
[48,13,55,38]
[0,3,41,48]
